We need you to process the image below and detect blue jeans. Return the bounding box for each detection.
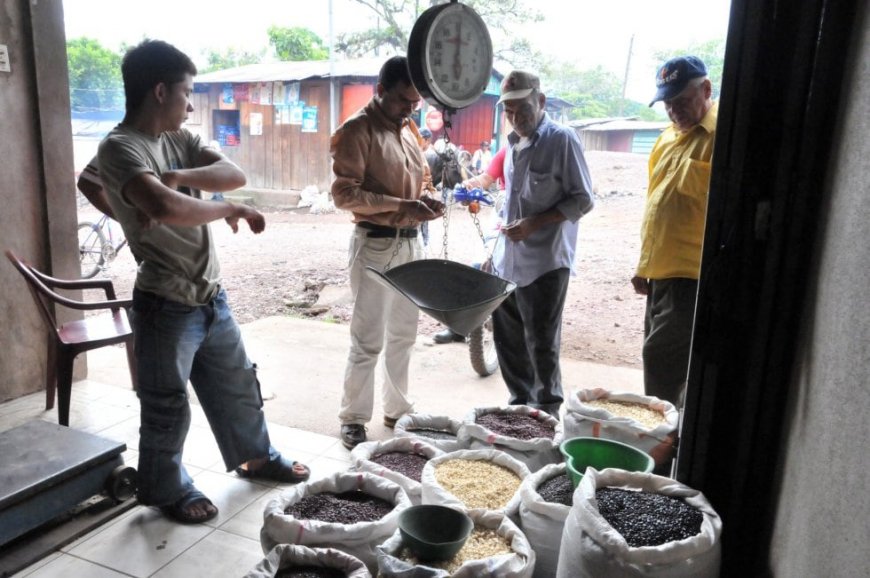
[130,288,276,506]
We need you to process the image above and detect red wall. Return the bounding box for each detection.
[429,95,498,152]
[341,84,375,123]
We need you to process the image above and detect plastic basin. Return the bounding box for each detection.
[559,437,654,487]
[398,504,473,562]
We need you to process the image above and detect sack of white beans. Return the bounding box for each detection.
[556,468,722,578]
[518,463,573,578]
[394,413,468,453]
[421,449,530,521]
[377,509,535,577]
[261,471,411,576]
[351,437,444,505]
[461,406,563,472]
[563,389,679,455]
[245,544,371,577]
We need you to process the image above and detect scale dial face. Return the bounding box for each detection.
[409,2,493,110]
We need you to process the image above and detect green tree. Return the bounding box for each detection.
[541,61,666,121]
[337,0,544,67]
[268,26,329,61]
[652,38,726,99]
[200,46,264,73]
[66,37,123,111]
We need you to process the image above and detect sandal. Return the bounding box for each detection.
[160,489,218,524]
[235,454,311,484]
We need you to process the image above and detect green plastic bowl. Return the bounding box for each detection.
[559,437,654,487]
[398,505,473,562]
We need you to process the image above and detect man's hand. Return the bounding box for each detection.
[631,275,650,295]
[402,198,443,221]
[420,196,445,215]
[226,203,266,234]
[502,217,538,242]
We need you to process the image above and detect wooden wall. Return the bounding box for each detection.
[202,81,334,192]
[197,82,499,193]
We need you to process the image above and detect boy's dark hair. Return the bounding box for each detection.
[378,56,412,92]
[122,39,197,115]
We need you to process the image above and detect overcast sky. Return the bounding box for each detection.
[62,0,732,103]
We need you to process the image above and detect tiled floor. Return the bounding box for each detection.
[2,380,353,577]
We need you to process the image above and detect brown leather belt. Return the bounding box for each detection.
[357,221,418,238]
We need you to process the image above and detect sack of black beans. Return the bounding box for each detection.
[563,389,679,460]
[518,463,573,578]
[245,544,371,577]
[351,438,445,506]
[376,509,535,577]
[421,449,530,521]
[394,413,468,453]
[556,468,722,578]
[261,471,412,576]
[461,406,563,472]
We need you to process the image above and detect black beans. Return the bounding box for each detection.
[284,491,394,524]
[537,473,574,506]
[407,427,457,440]
[275,567,345,578]
[595,487,703,547]
[476,412,556,440]
[370,451,430,482]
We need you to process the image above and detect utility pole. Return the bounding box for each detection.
[619,34,634,117]
[329,0,337,134]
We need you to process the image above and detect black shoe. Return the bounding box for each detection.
[432,328,466,344]
[340,424,367,449]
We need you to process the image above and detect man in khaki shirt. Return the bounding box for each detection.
[330,56,444,448]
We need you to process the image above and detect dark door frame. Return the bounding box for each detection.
[677,0,864,574]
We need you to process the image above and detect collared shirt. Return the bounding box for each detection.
[493,113,594,287]
[330,98,428,228]
[636,102,718,280]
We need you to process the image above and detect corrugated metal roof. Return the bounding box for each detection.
[583,120,669,131]
[569,117,669,131]
[195,57,386,84]
[196,58,506,86]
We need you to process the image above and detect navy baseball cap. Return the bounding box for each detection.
[649,56,708,106]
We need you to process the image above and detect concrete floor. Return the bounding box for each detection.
[1,315,643,577]
[84,315,644,442]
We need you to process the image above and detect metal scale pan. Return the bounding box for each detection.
[366,259,516,336]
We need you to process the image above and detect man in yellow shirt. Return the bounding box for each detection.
[631,56,717,407]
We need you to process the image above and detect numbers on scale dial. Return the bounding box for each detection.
[427,11,486,102]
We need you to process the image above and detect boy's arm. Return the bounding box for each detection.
[121,150,262,233]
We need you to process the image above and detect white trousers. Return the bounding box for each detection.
[339,227,422,425]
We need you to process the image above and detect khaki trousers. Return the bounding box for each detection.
[339,227,422,425]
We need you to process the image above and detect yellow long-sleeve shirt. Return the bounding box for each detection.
[636,102,718,280]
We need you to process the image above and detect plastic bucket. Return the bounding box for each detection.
[559,437,654,487]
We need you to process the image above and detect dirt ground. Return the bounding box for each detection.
[82,151,649,369]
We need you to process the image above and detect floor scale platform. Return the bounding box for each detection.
[0,420,135,572]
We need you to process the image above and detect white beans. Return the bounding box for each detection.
[434,459,522,511]
[400,527,511,572]
[584,399,666,429]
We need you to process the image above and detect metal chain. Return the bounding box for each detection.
[439,111,454,261]
[441,197,451,260]
[384,233,402,272]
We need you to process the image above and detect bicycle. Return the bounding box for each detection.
[78,215,128,278]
